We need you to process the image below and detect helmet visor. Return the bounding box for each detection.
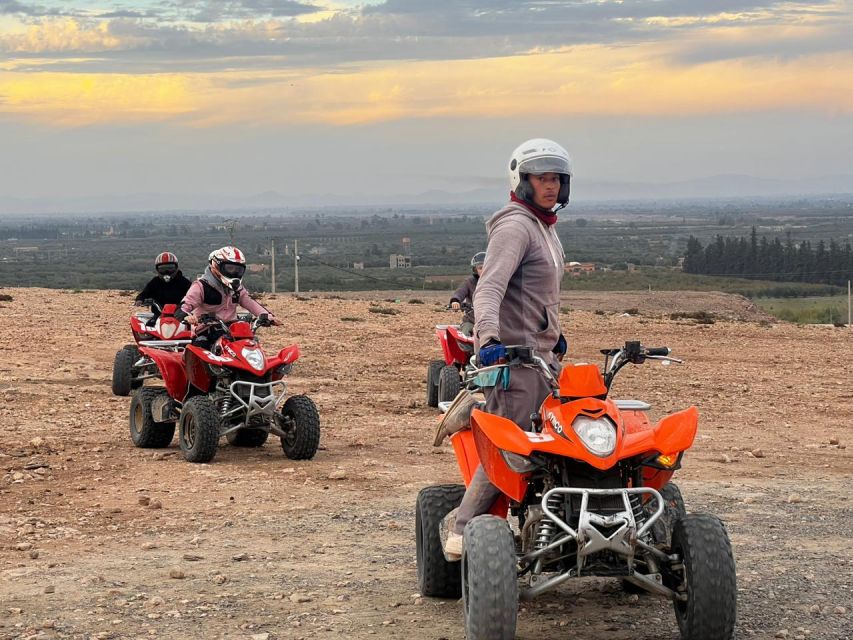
[219,262,246,279]
[518,155,571,176]
[156,264,177,277]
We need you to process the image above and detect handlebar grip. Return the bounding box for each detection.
[646,347,670,356]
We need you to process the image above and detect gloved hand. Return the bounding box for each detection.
[450,300,461,311]
[478,341,506,367]
[553,334,567,361]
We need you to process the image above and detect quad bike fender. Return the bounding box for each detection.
[446,326,474,365]
[139,347,188,400]
[268,344,300,369]
[449,429,511,518]
[469,409,530,503]
[184,347,216,394]
[620,405,699,459]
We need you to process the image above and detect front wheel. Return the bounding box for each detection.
[179,396,221,463]
[278,395,320,460]
[437,365,461,404]
[416,484,466,598]
[112,345,141,396]
[670,514,737,640]
[461,515,518,640]
[426,359,444,407]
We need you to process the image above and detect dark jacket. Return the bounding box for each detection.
[135,272,193,308]
[450,275,478,325]
[474,201,564,365]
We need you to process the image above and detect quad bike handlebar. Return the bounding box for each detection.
[197,312,272,335]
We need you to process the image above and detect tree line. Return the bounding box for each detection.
[683,228,853,287]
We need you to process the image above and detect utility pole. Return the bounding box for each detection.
[848,279,851,328]
[294,239,299,294]
[270,240,276,294]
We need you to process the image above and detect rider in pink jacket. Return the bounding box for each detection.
[177,247,277,347]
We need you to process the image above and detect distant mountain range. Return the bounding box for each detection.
[2,174,852,215]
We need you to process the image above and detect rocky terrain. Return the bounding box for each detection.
[0,287,850,640]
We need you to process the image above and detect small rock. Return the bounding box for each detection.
[327,470,348,480]
[43,585,55,594]
[182,553,203,561]
[141,542,157,550]
[627,594,639,604]
[148,596,165,607]
[809,604,821,614]
[289,592,312,603]
[231,553,249,561]
[719,454,732,464]
[251,634,270,640]
[787,494,803,504]
[29,550,39,559]
[775,631,788,639]
[138,496,151,506]
[168,568,185,579]
[149,500,163,510]
[212,574,228,584]
[829,437,839,445]
[750,449,765,458]
[834,606,847,615]
[15,542,33,551]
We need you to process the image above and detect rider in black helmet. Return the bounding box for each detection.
[449,252,485,336]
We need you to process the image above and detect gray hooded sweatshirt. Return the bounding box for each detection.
[473,202,565,360]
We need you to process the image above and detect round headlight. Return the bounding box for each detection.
[571,415,617,457]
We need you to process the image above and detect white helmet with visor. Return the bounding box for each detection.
[508,138,572,209]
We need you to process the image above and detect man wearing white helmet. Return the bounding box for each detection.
[177,246,278,347]
[444,138,570,559]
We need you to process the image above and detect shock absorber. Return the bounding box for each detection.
[220,396,233,418]
[534,493,563,551]
[629,493,646,528]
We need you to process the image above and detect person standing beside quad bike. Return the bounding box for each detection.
[176,246,280,342]
[135,252,192,325]
[449,252,486,336]
[444,138,570,558]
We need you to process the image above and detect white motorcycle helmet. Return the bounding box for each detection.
[209,246,247,291]
[508,138,573,209]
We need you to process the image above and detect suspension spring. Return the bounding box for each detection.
[534,494,563,551]
[220,396,233,417]
[629,493,646,527]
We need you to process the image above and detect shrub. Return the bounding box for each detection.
[341,316,364,322]
[368,307,400,315]
[623,308,639,316]
[670,311,715,324]
[408,298,425,304]
[0,294,12,302]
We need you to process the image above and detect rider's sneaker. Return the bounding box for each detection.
[444,531,463,560]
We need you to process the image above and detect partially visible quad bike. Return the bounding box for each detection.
[112,301,192,396]
[426,304,475,408]
[132,313,320,463]
[417,341,737,640]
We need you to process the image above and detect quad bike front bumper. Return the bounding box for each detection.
[219,380,290,438]
[519,487,679,600]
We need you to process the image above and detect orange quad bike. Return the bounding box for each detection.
[416,342,737,640]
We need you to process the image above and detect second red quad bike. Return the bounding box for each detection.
[426,304,475,407]
[130,313,320,464]
[417,341,736,640]
[112,301,192,396]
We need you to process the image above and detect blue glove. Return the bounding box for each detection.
[479,341,506,367]
[553,334,567,357]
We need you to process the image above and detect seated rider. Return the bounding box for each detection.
[449,252,485,336]
[176,246,279,349]
[135,252,192,326]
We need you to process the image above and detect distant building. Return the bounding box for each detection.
[390,254,412,269]
[353,262,365,270]
[565,261,596,277]
[248,263,267,273]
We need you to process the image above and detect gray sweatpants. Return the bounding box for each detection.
[453,366,552,534]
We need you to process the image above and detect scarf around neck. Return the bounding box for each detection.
[510,192,558,226]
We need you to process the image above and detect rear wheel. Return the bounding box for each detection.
[426,359,444,407]
[416,484,466,598]
[179,396,221,463]
[226,428,269,447]
[278,395,320,460]
[112,345,141,396]
[437,365,461,404]
[461,515,518,640]
[670,514,737,640]
[129,388,175,448]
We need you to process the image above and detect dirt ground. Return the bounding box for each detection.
[0,288,850,640]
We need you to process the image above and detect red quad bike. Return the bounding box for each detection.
[417,341,737,640]
[426,304,475,408]
[112,301,192,396]
[130,313,321,464]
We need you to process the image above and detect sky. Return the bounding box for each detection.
[1,0,852,208]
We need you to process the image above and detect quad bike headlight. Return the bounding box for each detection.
[571,415,617,457]
[499,450,538,473]
[241,347,265,371]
